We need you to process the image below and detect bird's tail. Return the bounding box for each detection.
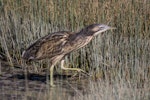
[22,50,34,61]
[22,50,28,60]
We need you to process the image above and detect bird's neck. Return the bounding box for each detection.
[71,31,93,48]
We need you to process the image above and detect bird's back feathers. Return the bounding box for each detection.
[22,31,73,61]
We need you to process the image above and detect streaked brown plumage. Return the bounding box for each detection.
[22,24,115,86]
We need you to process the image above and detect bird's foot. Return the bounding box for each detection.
[50,83,56,87]
[76,68,91,76]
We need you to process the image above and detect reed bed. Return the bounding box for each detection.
[0,0,150,100]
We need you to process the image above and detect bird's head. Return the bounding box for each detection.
[82,24,116,36]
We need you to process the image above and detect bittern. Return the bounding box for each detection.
[22,24,115,86]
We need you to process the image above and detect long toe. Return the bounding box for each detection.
[77,69,91,76]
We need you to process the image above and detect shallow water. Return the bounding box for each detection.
[0,62,90,100]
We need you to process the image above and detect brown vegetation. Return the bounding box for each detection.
[0,0,150,100]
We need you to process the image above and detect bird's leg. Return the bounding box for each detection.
[60,59,89,75]
[50,64,55,87]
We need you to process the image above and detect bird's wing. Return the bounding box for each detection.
[22,31,73,60]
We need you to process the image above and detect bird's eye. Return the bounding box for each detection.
[99,27,104,30]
